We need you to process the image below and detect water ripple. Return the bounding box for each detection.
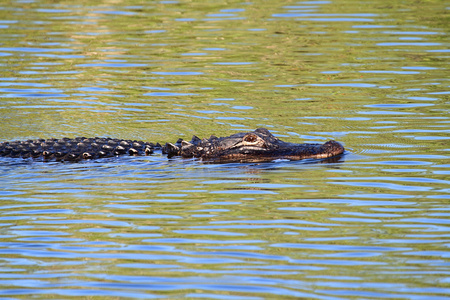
[0,0,448,298]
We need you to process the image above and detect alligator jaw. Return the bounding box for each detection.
[201,140,345,163]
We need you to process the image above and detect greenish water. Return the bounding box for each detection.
[0,0,449,299]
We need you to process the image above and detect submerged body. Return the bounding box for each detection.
[0,128,344,163]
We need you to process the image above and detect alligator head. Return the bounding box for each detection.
[163,128,344,163]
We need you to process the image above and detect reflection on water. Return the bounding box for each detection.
[0,0,449,298]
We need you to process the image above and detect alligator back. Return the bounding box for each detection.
[0,137,157,161]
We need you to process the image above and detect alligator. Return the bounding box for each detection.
[0,128,344,163]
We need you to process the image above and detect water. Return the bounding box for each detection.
[0,0,449,299]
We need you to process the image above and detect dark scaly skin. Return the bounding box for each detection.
[0,137,157,162]
[163,128,345,163]
[0,128,344,163]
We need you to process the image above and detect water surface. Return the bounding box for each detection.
[0,0,449,299]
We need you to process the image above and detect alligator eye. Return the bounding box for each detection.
[243,134,258,143]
